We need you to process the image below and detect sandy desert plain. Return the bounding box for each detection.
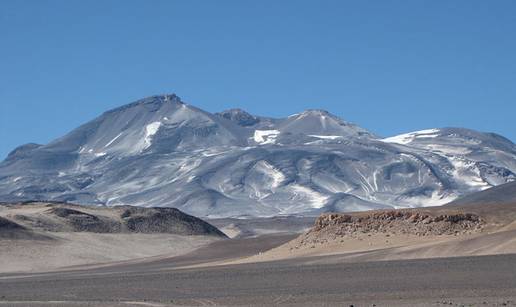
[1,182,516,306]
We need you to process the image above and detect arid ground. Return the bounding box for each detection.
[1,198,515,306]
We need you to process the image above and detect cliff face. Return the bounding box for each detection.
[312,211,483,236]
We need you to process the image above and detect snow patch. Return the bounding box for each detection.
[201,148,234,157]
[143,122,162,149]
[308,135,343,140]
[104,133,123,148]
[425,144,472,155]
[408,190,458,207]
[254,130,280,144]
[382,129,440,145]
[288,185,329,209]
[447,156,490,188]
[254,161,285,189]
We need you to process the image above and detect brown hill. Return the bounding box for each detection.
[1,202,226,237]
[0,202,226,273]
[235,184,516,264]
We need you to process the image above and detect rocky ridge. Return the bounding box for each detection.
[293,210,484,249]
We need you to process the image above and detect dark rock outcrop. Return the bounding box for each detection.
[120,207,226,237]
[0,216,51,240]
[47,207,121,233]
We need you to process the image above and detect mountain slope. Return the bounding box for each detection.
[1,94,515,218]
[445,181,516,207]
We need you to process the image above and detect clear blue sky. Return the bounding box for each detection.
[1,0,515,159]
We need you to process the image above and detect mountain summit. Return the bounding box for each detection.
[216,109,260,127]
[1,94,515,218]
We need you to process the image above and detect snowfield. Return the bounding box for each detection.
[382,128,441,145]
[253,130,280,144]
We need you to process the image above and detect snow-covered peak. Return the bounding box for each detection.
[41,94,251,156]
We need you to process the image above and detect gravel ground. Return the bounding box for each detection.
[1,252,515,306]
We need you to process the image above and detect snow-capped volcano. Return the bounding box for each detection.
[48,94,247,157]
[1,94,515,218]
